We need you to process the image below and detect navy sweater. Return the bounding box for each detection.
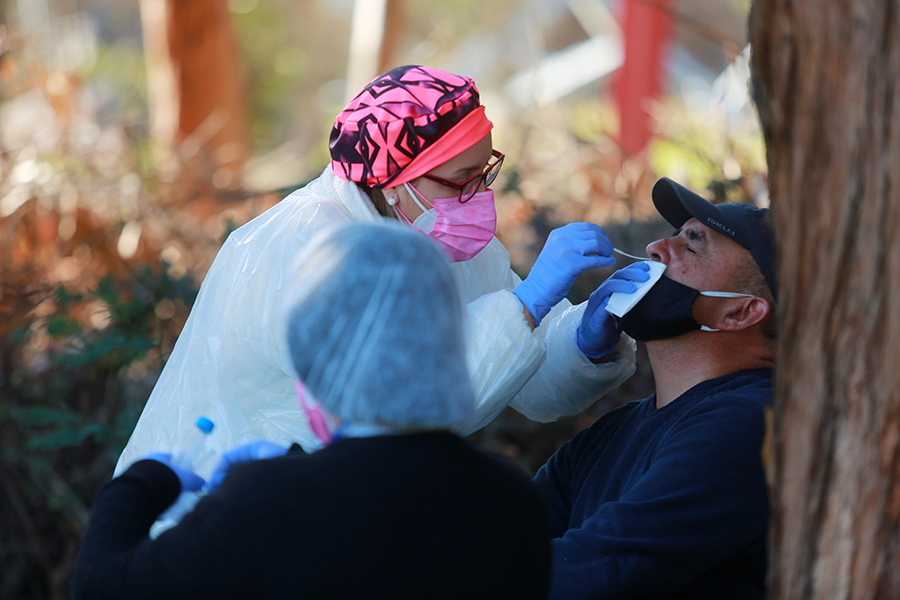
[534,369,772,600]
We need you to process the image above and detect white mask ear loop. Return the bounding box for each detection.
[699,291,755,299]
[403,182,432,213]
[697,291,756,332]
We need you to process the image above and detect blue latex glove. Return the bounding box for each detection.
[143,453,206,492]
[513,223,615,326]
[577,262,651,358]
[207,440,288,493]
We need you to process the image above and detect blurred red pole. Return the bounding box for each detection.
[615,0,673,156]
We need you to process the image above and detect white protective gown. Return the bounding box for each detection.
[116,166,636,476]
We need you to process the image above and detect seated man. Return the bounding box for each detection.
[72,221,552,600]
[535,177,775,599]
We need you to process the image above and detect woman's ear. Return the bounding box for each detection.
[382,182,428,223]
[715,296,771,332]
[381,183,405,207]
[381,185,398,206]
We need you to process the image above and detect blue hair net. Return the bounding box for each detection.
[284,221,475,429]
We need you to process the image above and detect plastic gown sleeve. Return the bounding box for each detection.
[508,293,636,423]
[456,290,547,435]
[451,240,636,435]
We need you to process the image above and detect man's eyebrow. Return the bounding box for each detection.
[676,225,707,244]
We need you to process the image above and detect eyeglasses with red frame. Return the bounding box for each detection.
[419,149,505,203]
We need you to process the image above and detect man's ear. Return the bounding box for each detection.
[714,296,771,332]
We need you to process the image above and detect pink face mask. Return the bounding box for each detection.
[393,182,497,262]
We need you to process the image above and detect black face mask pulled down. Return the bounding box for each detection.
[613,275,756,341]
[613,275,703,342]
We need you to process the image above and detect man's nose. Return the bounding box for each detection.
[646,238,668,263]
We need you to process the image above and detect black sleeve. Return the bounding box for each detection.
[72,460,181,599]
[72,459,267,600]
[287,442,307,455]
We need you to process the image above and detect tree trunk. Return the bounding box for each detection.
[140,0,248,187]
[749,1,900,598]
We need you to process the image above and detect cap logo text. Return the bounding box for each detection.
[706,218,735,237]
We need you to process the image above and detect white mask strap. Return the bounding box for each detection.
[698,291,755,298]
[698,291,756,332]
[403,182,431,214]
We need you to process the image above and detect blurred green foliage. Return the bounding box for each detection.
[85,42,148,119]
[233,1,305,150]
[0,264,197,599]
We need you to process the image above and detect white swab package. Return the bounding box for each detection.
[605,261,667,318]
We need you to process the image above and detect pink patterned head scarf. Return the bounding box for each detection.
[329,65,493,189]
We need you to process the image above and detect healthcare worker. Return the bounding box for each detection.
[73,222,553,600]
[115,65,639,477]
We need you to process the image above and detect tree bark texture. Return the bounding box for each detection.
[140,0,248,184]
[750,1,900,598]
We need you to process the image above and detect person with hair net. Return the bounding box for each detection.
[116,64,642,480]
[72,221,553,600]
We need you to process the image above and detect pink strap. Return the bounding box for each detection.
[295,380,332,445]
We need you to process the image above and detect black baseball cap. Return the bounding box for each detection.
[651,177,777,301]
